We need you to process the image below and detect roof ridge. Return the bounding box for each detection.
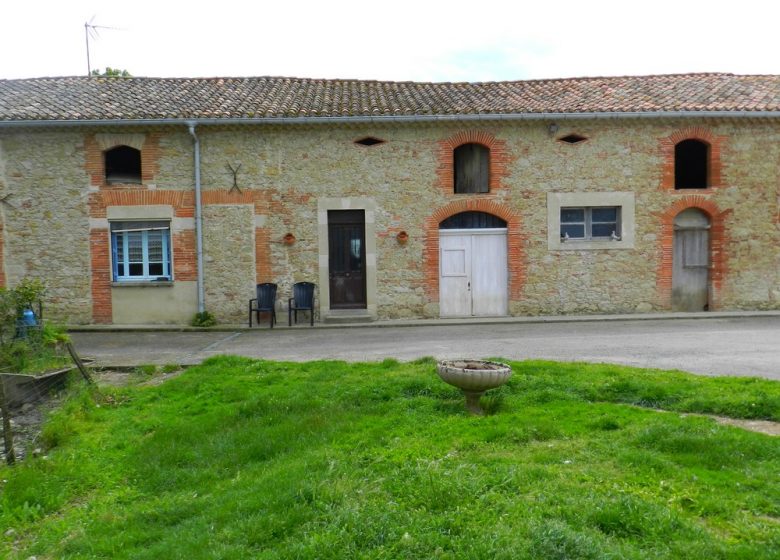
[3,72,775,87]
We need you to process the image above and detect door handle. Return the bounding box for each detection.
[467,281,471,291]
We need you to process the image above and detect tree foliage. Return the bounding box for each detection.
[90,67,131,78]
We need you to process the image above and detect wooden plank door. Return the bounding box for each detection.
[328,210,366,309]
[440,234,472,317]
[672,209,710,311]
[440,230,507,317]
[471,232,508,316]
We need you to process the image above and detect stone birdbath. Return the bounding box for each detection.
[436,359,512,415]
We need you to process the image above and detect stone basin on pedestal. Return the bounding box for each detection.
[436,359,512,415]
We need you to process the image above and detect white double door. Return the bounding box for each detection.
[439,229,508,317]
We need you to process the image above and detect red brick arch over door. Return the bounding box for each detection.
[656,196,731,309]
[423,199,525,303]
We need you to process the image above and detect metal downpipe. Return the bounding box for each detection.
[187,122,206,314]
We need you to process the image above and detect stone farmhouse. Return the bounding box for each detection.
[0,73,778,325]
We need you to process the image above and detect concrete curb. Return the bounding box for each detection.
[67,310,780,333]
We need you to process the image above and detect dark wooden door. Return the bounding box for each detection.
[328,210,366,309]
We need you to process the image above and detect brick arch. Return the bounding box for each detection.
[656,196,731,309]
[435,130,510,195]
[659,126,725,190]
[422,199,525,304]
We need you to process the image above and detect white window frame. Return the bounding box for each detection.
[560,206,621,241]
[111,221,172,282]
[547,192,635,250]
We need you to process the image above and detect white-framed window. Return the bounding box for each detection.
[560,206,621,241]
[547,192,635,250]
[110,221,171,281]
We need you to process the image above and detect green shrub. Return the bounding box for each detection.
[0,339,31,372]
[0,280,71,372]
[40,323,71,346]
[191,311,216,327]
[13,278,45,311]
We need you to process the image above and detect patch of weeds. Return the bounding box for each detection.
[480,391,506,416]
[136,364,159,377]
[589,416,621,431]
[0,338,70,374]
[510,360,780,421]
[528,519,603,560]
[190,311,216,327]
[400,378,446,399]
[40,323,71,346]
[40,388,96,450]
[587,494,683,539]
[161,363,180,374]
[410,356,436,366]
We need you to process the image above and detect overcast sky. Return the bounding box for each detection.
[2,1,779,82]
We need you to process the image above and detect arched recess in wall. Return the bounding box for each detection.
[422,199,525,306]
[659,127,725,191]
[104,145,142,184]
[656,196,730,310]
[435,130,510,195]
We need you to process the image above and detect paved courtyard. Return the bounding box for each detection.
[70,315,780,380]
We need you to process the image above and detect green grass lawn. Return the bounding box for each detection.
[1,357,778,559]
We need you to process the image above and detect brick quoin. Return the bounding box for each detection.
[255,228,272,282]
[423,199,525,303]
[173,231,197,282]
[435,130,511,195]
[89,229,112,323]
[659,126,726,191]
[656,196,730,310]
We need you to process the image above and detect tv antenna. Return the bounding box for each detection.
[84,17,124,76]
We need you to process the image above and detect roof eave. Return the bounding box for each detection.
[0,110,778,128]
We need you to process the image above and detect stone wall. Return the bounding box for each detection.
[202,204,256,323]
[0,118,778,324]
[0,131,93,322]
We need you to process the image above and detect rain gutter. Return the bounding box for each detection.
[0,110,778,129]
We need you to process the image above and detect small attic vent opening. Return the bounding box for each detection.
[105,145,142,184]
[558,134,588,144]
[355,137,385,146]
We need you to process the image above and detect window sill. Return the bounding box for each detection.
[111,281,174,288]
[551,240,633,251]
[670,186,717,193]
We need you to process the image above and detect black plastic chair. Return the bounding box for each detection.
[288,282,315,326]
[248,283,278,328]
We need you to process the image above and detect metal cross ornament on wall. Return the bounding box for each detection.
[226,162,242,193]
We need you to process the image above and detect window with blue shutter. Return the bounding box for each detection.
[110,221,172,281]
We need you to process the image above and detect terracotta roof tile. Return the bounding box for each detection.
[0,73,778,122]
